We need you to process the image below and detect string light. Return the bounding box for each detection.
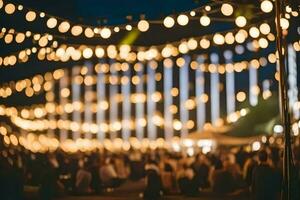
[25,11,36,22]
[47,17,58,29]
[177,14,189,26]
[235,16,247,27]
[137,20,149,32]
[163,16,175,28]
[260,0,273,13]
[4,3,15,14]
[58,21,70,33]
[71,25,83,36]
[100,27,111,39]
[200,15,210,26]
[221,3,234,16]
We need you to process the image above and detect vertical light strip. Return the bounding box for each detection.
[122,63,131,141]
[84,62,93,139]
[180,55,190,138]
[47,79,55,137]
[288,44,299,119]
[224,50,235,114]
[249,63,258,106]
[96,62,106,141]
[147,61,157,141]
[59,69,68,141]
[109,61,118,139]
[196,55,205,131]
[135,63,144,140]
[72,66,81,140]
[210,53,220,126]
[163,58,173,141]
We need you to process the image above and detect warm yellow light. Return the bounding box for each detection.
[213,33,225,45]
[125,25,132,31]
[25,11,36,22]
[83,47,93,58]
[221,3,233,16]
[113,26,120,32]
[178,42,189,54]
[171,87,179,97]
[163,16,175,28]
[84,28,95,38]
[187,38,198,50]
[236,91,246,102]
[173,120,182,130]
[177,14,189,26]
[258,38,268,48]
[47,18,58,29]
[95,46,105,58]
[280,18,289,29]
[249,27,260,38]
[169,105,178,114]
[259,23,270,35]
[137,20,149,32]
[58,21,70,33]
[200,15,210,26]
[199,38,210,49]
[235,16,247,27]
[15,33,25,43]
[38,36,48,47]
[4,34,13,44]
[71,25,83,36]
[100,28,111,39]
[5,3,15,14]
[260,0,273,13]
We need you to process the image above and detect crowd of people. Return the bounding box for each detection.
[1,143,300,200]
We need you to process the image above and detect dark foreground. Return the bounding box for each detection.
[25,179,250,200]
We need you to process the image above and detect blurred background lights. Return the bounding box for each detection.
[221,3,234,16]
[100,28,111,39]
[273,124,283,133]
[235,16,247,27]
[200,15,211,26]
[25,11,36,22]
[177,14,189,26]
[47,18,58,28]
[137,20,149,32]
[260,0,273,13]
[163,16,175,28]
[252,141,261,151]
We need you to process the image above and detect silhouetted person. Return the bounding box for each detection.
[251,150,281,200]
[143,160,162,200]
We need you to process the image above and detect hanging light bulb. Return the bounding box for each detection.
[177,14,189,26]
[58,21,70,33]
[163,16,175,28]
[221,3,234,16]
[235,16,247,27]
[213,34,225,45]
[137,20,149,32]
[47,18,58,29]
[200,15,210,26]
[125,25,132,31]
[259,23,271,35]
[260,0,273,13]
[25,11,37,22]
[280,18,289,29]
[4,3,15,14]
[249,27,260,38]
[71,25,83,36]
[199,38,210,49]
[100,28,111,39]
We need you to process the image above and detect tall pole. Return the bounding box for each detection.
[275,0,294,199]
